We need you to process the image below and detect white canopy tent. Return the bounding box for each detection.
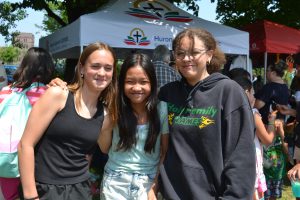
[40,0,250,70]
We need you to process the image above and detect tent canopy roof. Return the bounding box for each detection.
[40,0,249,59]
[244,20,300,54]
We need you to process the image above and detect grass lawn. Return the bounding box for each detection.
[282,184,294,200]
[282,176,294,200]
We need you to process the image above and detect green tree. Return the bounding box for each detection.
[0,46,20,64]
[36,2,68,34]
[0,2,27,43]
[216,0,300,29]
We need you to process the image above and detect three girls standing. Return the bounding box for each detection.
[18,27,256,200]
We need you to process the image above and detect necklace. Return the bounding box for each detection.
[134,112,148,124]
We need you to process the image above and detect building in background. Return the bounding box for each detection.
[13,32,34,49]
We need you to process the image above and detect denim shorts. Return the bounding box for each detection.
[100,168,156,200]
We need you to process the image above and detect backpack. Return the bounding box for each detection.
[0,82,42,178]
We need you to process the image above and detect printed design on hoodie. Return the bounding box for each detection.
[168,103,217,129]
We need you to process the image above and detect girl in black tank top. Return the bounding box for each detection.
[18,42,118,200]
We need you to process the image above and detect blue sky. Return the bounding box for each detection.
[0,1,218,47]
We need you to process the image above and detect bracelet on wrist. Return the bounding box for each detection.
[268,121,275,125]
[24,196,39,200]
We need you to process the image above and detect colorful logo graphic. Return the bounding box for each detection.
[199,116,215,129]
[126,0,193,22]
[124,28,150,46]
[167,103,217,130]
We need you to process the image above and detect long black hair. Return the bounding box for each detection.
[117,53,160,153]
[13,47,55,89]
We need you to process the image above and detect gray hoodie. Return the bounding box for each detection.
[158,72,256,200]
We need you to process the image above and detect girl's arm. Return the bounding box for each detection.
[277,104,296,117]
[148,134,169,200]
[255,111,276,146]
[18,87,67,199]
[275,119,289,156]
[98,113,114,154]
[159,134,169,165]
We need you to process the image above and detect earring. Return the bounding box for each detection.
[80,73,84,78]
[206,60,210,66]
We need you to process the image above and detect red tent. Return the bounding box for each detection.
[243,20,300,82]
[244,20,300,54]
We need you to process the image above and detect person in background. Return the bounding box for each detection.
[18,42,118,200]
[158,28,256,199]
[290,64,300,100]
[227,67,251,80]
[254,60,289,124]
[99,53,169,200]
[232,77,280,200]
[253,61,289,200]
[0,47,55,200]
[287,162,300,200]
[152,45,181,88]
[277,103,300,164]
[0,61,8,90]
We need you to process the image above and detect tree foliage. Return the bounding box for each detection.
[0,46,20,64]
[36,2,68,34]
[0,2,27,42]
[216,0,300,29]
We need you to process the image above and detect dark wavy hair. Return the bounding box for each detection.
[172,28,226,74]
[13,47,55,88]
[117,53,160,153]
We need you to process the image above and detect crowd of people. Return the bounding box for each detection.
[0,27,299,200]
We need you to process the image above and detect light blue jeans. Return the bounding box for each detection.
[100,168,156,200]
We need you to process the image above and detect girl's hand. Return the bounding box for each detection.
[267,110,277,123]
[47,77,67,89]
[275,119,284,138]
[288,164,300,181]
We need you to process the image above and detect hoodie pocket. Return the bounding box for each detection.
[162,162,217,199]
[182,165,217,197]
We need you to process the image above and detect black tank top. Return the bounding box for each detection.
[35,92,104,184]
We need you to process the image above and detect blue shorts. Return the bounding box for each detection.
[100,168,156,200]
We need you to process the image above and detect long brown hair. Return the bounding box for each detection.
[68,42,118,124]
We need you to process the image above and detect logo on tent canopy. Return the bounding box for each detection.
[126,0,193,22]
[124,28,150,46]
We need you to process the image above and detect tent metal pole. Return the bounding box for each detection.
[246,54,252,80]
[264,52,268,84]
[80,45,83,54]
